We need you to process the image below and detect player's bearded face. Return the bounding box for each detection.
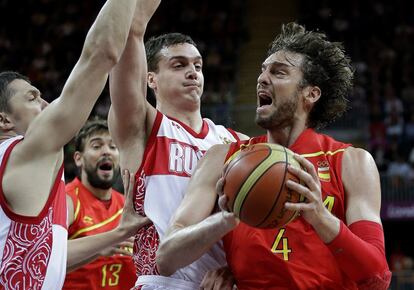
[255,50,305,130]
[255,88,299,130]
[84,157,119,189]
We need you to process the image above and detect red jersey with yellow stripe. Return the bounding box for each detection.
[63,178,135,290]
[223,129,356,290]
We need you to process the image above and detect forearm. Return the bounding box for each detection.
[67,253,99,273]
[108,13,150,138]
[83,0,138,59]
[109,0,161,109]
[130,0,161,37]
[157,212,233,276]
[327,220,391,289]
[30,0,140,152]
[67,228,128,268]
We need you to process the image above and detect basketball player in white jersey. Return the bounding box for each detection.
[108,1,248,289]
[0,0,151,288]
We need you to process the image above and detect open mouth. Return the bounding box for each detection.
[258,93,273,107]
[98,161,113,172]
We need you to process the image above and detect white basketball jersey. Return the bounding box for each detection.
[0,136,68,290]
[133,111,239,287]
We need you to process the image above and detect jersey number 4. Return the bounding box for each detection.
[271,195,335,261]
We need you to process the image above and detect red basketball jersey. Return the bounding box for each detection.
[63,178,135,290]
[223,129,357,290]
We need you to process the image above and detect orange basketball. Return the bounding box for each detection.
[222,143,304,229]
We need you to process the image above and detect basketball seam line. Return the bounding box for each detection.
[256,147,289,228]
[233,148,274,217]
[226,148,270,212]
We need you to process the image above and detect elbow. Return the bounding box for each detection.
[357,270,392,290]
[93,44,120,69]
[156,248,176,277]
[82,36,122,70]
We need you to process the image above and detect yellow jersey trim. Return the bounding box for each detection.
[73,187,81,221]
[69,208,123,239]
[301,149,345,158]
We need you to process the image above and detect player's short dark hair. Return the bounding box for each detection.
[268,22,354,129]
[145,32,197,73]
[75,119,109,152]
[0,71,30,112]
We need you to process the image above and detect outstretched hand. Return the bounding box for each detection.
[119,169,151,237]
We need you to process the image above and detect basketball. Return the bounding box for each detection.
[222,143,304,229]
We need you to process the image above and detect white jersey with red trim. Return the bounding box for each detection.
[133,111,239,288]
[0,136,68,290]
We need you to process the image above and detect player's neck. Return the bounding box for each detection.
[267,122,307,148]
[157,104,203,133]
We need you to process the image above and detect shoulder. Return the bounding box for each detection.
[342,147,380,197]
[65,179,78,192]
[65,178,82,197]
[342,147,382,224]
[312,130,351,150]
[342,147,376,171]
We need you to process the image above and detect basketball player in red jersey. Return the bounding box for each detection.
[157,23,391,290]
[0,1,150,288]
[108,1,248,289]
[63,119,136,290]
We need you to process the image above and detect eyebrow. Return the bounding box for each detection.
[168,55,203,62]
[261,61,294,70]
[25,88,41,97]
[88,137,104,143]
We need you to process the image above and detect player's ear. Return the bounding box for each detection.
[73,151,83,167]
[0,112,14,131]
[303,85,321,105]
[147,72,157,90]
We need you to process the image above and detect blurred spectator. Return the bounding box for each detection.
[390,244,414,272]
[404,113,414,143]
[299,0,414,174]
[0,0,248,125]
[387,153,414,187]
[385,109,405,140]
[384,83,403,117]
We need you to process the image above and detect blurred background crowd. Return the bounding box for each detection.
[1,0,414,288]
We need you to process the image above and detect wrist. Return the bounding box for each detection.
[311,209,340,243]
[113,225,131,243]
[217,211,238,233]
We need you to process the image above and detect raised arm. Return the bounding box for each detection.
[156,144,237,276]
[2,0,144,218]
[108,0,160,171]
[21,0,140,157]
